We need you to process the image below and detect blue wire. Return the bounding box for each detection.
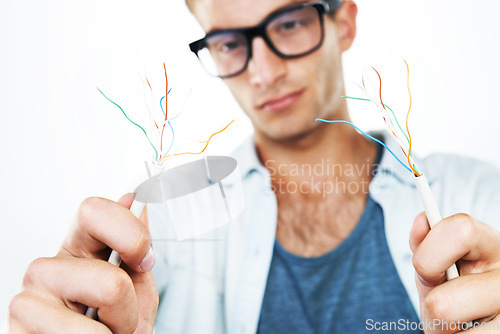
[160,96,165,116]
[163,120,175,156]
[159,88,175,157]
[160,87,187,121]
[160,88,172,117]
[315,119,412,174]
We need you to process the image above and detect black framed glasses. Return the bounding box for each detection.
[189,0,341,79]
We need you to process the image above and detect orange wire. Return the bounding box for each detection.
[191,139,210,144]
[145,77,158,130]
[163,63,168,121]
[160,120,235,162]
[371,67,404,154]
[160,63,169,152]
[404,60,417,176]
[372,67,387,111]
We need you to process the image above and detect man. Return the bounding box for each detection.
[7,0,500,333]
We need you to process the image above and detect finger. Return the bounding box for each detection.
[412,213,500,285]
[117,193,150,229]
[415,270,447,331]
[424,270,500,325]
[59,196,154,272]
[8,291,112,334]
[415,272,435,332]
[123,266,159,333]
[117,193,135,210]
[410,211,430,253]
[22,257,139,334]
[414,273,467,334]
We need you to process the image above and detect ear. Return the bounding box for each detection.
[334,0,358,52]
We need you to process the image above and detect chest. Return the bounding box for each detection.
[275,191,368,257]
[258,200,422,334]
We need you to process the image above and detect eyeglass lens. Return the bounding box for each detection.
[197,5,322,78]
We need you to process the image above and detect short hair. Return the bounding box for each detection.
[185,0,342,15]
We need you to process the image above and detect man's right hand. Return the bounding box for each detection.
[7,194,159,334]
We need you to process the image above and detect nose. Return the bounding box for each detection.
[247,37,286,88]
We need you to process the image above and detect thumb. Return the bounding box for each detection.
[409,211,430,253]
[410,212,441,291]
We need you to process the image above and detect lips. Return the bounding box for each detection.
[258,89,304,112]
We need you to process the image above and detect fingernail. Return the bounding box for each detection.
[139,246,155,272]
[417,273,433,287]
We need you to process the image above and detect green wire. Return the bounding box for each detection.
[342,95,410,144]
[97,88,159,160]
[412,164,421,177]
[343,95,419,172]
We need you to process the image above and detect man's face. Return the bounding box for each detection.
[192,0,351,142]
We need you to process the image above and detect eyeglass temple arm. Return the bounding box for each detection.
[326,0,343,12]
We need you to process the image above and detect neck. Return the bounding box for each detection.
[255,116,377,185]
[254,106,379,257]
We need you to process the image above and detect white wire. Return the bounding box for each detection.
[157,88,192,128]
[361,71,410,153]
[360,68,422,175]
[138,72,162,159]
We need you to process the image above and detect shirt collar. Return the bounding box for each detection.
[230,135,268,179]
[231,132,436,185]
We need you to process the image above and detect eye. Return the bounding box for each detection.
[220,40,245,52]
[269,7,317,35]
[207,34,246,54]
[273,16,315,35]
[279,20,301,31]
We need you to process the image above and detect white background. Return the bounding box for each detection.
[1,0,499,323]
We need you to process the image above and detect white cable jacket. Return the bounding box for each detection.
[414,174,442,229]
[413,174,460,280]
[413,174,473,330]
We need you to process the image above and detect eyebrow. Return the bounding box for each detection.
[205,0,310,35]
